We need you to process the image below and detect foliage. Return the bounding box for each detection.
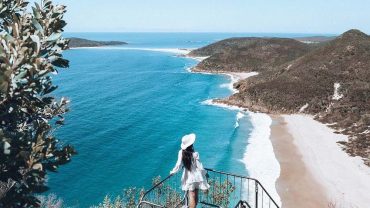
[150,176,182,207]
[91,188,145,208]
[37,194,63,208]
[92,176,183,208]
[206,178,236,207]
[0,0,75,206]
[93,175,236,208]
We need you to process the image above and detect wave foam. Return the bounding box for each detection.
[236,112,245,120]
[194,66,279,205]
[243,112,281,206]
[201,100,281,205]
[187,56,209,61]
[220,83,229,89]
[234,112,246,128]
[200,99,243,111]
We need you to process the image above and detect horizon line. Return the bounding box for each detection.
[64,31,339,36]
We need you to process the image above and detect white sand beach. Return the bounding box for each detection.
[273,115,370,208]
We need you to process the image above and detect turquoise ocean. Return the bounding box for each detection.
[50,33,323,207]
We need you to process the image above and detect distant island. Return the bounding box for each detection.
[67,37,127,48]
[188,29,370,166]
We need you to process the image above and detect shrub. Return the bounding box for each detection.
[0,0,75,206]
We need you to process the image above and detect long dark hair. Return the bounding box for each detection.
[182,145,194,171]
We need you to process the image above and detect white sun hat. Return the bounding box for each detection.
[181,133,196,150]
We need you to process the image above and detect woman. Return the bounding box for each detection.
[170,133,210,208]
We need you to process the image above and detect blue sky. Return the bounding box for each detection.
[49,0,370,34]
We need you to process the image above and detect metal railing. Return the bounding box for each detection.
[234,200,251,208]
[137,173,185,208]
[137,168,280,208]
[201,168,279,208]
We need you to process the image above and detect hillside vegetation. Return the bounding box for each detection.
[190,30,370,165]
[189,37,313,73]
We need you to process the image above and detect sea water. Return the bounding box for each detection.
[49,33,313,207]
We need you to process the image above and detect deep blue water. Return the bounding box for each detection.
[49,33,317,207]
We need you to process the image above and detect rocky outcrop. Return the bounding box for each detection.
[67,38,127,48]
[192,30,370,165]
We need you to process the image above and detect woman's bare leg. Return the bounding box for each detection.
[188,188,200,208]
[188,190,195,208]
[194,189,199,206]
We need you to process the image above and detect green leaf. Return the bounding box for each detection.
[46,33,61,42]
[51,58,69,68]
[4,33,14,41]
[43,85,58,94]
[30,35,41,53]
[32,19,43,32]
[32,7,41,19]
[14,70,28,80]
[44,0,52,8]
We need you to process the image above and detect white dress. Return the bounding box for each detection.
[170,150,210,191]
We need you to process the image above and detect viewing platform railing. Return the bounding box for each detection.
[137,168,280,208]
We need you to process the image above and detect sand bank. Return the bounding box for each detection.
[271,116,329,208]
[272,115,370,208]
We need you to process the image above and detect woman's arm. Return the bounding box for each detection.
[170,150,182,175]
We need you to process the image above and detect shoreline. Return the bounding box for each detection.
[187,63,370,207]
[149,47,369,206]
[280,114,370,208]
[194,64,370,207]
[270,116,329,208]
[187,64,282,205]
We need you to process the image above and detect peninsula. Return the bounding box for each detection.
[67,37,127,48]
[189,29,369,164]
[188,29,370,207]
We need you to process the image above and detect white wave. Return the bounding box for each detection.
[228,75,239,93]
[194,71,258,93]
[237,112,245,120]
[185,67,192,72]
[187,56,209,61]
[201,100,281,205]
[220,83,229,89]
[202,99,245,129]
[234,112,246,128]
[200,99,213,106]
[200,99,243,111]
[242,112,281,206]
[72,47,193,55]
[191,61,279,204]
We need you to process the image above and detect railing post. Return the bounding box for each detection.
[255,181,258,208]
